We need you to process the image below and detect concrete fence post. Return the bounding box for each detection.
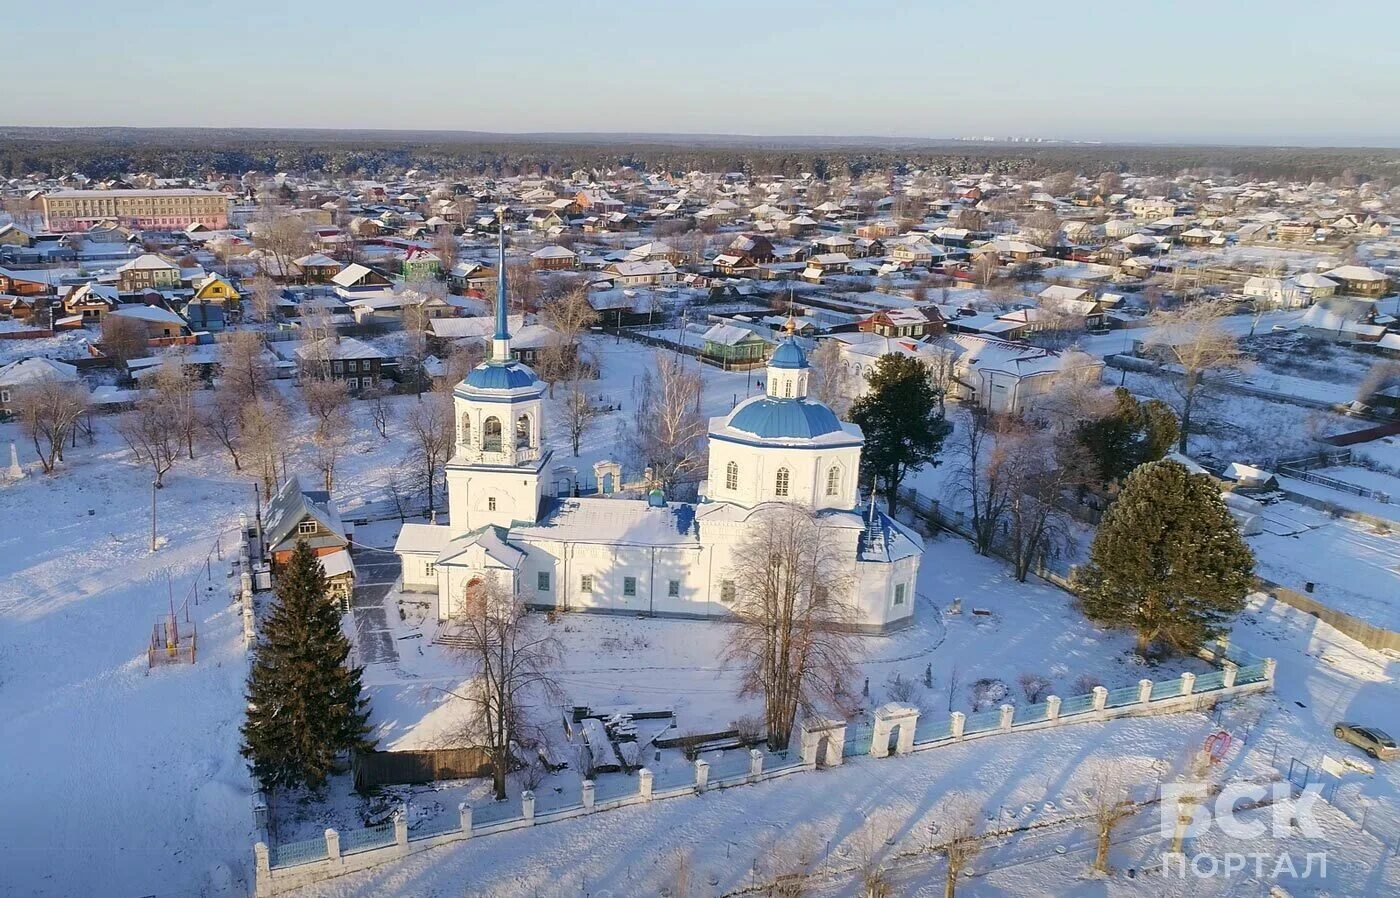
[521,790,536,825]
[694,759,710,793]
[639,767,654,800]
[1139,679,1154,705]
[749,748,764,782]
[458,802,473,837]
[1092,686,1108,719]
[1264,658,1277,683]
[394,804,409,854]
[999,704,1014,732]
[1180,672,1196,696]
[253,842,272,898]
[582,779,596,812]
[1045,695,1061,722]
[950,711,966,741]
[324,828,341,862]
[1222,661,1238,689]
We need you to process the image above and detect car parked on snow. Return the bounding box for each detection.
[1333,722,1397,760]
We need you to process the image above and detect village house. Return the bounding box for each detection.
[61,282,121,322]
[700,321,772,369]
[116,254,181,294]
[293,336,386,391]
[530,245,578,271]
[444,262,496,295]
[108,303,191,343]
[292,253,343,284]
[330,262,395,298]
[0,266,55,297]
[0,357,81,416]
[400,247,443,281]
[604,259,678,287]
[1322,265,1390,298]
[858,307,944,339]
[261,476,355,610]
[800,252,851,283]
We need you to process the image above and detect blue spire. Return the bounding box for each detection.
[494,207,510,347]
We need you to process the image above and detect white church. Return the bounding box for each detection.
[394,222,923,634]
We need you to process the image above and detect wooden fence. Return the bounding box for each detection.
[351,747,491,789]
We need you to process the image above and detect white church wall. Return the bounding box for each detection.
[400,552,440,592]
[706,439,861,511]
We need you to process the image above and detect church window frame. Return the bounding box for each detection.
[487,497,497,511]
[825,465,841,497]
[580,574,594,593]
[537,571,550,591]
[783,379,793,398]
[667,579,680,598]
[483,416,503,452]
[725,460,738,491]
[515,413,531,449]
[719,580,736,603]
[460,413,471,446]
[775,467,790,498]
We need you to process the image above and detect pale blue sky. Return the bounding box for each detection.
[10,0,1400,146]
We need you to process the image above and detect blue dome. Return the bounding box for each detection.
[464,361,538,391]
[728,398,844,440]
[768,340,809,370]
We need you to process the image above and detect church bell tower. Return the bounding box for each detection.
[446,207,552,533]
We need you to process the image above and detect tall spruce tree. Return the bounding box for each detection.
[1075,459,1254,656]
[242,540,374,790]
[850,353,950,512]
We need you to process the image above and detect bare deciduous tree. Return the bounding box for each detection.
[220,330,270,404]
[723,504,858,750]
[936,793,985,898]
[152,361,200,460]
[242,399,289,493]
[442,576,563,800]
[253,209,312,281]
[626,352,706,490]
[404,391,454,513]
[118,393,181,486]
[947,411,1016,557]
[200,387,246,470]
[1085,762,1138,875]
[244,275,280,322]
[807,338,850,416]
[555,380,600,457]
[364,385,391,438]
[1144,302,1246,454]
[100,315,148,367]
[14,380,88,474]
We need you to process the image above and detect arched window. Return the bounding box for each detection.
[460,413,471,446]
[515,413,531,449]
[826,466,840,496]
[775,467,790,497]
[725,460,738,491]
[483,416,502,452]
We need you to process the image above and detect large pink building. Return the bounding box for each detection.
[41,188,230,232]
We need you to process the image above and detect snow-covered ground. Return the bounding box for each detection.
[1248,501,1400,631]
[3,325,1398,898]
[276,582,1400,898]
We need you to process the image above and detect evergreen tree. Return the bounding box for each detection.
[1074,388,1178,486]
[241,540,374,790]
[1075,460,1254,656]
[850,353,950,512]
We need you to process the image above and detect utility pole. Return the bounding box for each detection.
[150,480,157,553]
